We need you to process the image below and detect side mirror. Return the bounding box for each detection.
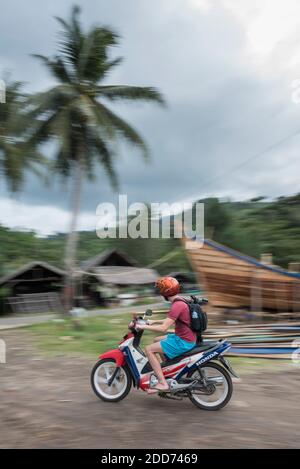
[145,309,153,317]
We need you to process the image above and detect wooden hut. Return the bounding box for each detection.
[79,249,158,306]
[0,262,65,314]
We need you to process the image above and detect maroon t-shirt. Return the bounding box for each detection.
[168,299,197,343]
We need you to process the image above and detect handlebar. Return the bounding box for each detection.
[128,315,148,333]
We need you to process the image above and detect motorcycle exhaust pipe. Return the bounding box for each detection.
[167,379,198,393]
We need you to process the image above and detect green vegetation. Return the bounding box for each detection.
[0,225,191,277]
[2,193,300,279]
[26,312,289,374]
[212,193,300,268]
[27,312,158,356]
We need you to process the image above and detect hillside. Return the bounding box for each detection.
[1,193,300,277]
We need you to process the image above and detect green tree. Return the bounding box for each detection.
[27,5,165,307]
[0,79,42,192]
[197,197,231,241]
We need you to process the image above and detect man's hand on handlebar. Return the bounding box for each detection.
[128,320,135,329]
[128,317,150,331]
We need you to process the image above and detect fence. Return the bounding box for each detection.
[8,292,63,314]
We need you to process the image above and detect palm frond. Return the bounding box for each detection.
[77,26,120,82]
[25,85,76,125]
[95,139,119,189]
[26,111,62,147]
[85,124,119,188]
[94,101,149,159]
[0,80,45,192]
[32,54,73,83]
[1,144,23,192]
[55,5,84,71]
[98,85,166,105]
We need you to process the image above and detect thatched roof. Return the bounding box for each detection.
[0,261,66,287]
[81,248,138,271]
[91,266,158,285]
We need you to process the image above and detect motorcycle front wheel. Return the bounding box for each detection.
[187,361,233,411]
[91,358,132,402]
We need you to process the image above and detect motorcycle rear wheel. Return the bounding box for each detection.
[91,358,132,402]
[187,361,233,411]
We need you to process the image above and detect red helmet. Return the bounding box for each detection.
[155,276,180,297]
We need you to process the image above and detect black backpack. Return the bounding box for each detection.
[174,295,208,343]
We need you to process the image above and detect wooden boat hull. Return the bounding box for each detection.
[185,239,300,311]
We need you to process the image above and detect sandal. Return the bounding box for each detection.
[147,385,169,394]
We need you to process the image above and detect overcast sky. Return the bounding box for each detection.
[1,0,300,234]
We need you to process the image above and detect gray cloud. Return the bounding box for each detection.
[1,0,300,232]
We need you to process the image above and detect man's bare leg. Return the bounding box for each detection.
[145,342,169,393]
[153,335,167,361]
[154,335,167,342]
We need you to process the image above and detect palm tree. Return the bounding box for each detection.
[27,5,165,309]
[0,79,42,192]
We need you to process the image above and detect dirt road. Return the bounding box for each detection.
[0,330,299,448]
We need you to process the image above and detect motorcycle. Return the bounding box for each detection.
[91,308,238,410]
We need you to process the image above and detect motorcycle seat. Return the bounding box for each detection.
[161,340,220,367]
[182,340,220,357]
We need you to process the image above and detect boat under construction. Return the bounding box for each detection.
[185,238,300,312]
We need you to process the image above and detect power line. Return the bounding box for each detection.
[179,126,300,203]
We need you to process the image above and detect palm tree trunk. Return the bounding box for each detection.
[63,158,84,312]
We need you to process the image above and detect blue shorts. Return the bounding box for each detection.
[160,333,196,359]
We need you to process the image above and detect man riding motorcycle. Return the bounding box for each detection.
[135,277,197,394]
